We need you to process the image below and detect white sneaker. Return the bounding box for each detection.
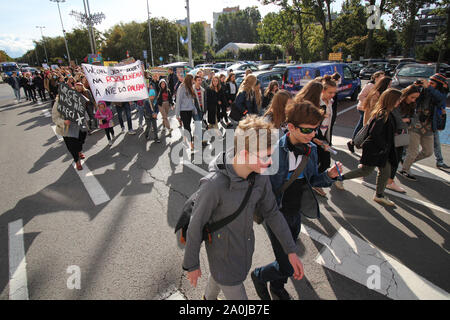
[108,140,113,146]
[334,180,345,190]
[373,196,395,207]
[128,130,136,135]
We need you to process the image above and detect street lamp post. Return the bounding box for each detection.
[36,26,49,63]
[70,1,105,55]
[146,0,154,67]
[186,0,193,68]
[50,0,71,63]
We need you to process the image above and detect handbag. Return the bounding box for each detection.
[354,121,371,149]
[394,129,410,147]
[437,112,446,131]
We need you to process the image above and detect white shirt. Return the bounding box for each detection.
[319,98,333,137]
[229,82,237,95]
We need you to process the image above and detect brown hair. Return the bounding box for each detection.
[234,115,275,154]
[225,72,236,83]
[363,76,392,112]
[263,90,292,129]
[399,85,421,117]
[238,74,257,99]
[294,81,323,108]
[370,88,402,122]
[264,80,279,97]
[370,71,385,83]
[319,74,337,90]
[183,74,195,98]
[331,72,341,81]
[209,75,221,92]
[285,100,325,126]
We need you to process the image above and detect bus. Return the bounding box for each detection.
[1,62,19,80]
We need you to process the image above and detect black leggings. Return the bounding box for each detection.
[63,131,86,162]
[180,111,193,141]
[104,127,115,140]
[317,143,331,173]
[390,146,404,179]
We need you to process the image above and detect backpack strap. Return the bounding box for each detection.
[203,171,257,242]
[276,155,309,197]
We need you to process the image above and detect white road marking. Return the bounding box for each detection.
[355,179,450,215]
[42,109,51,118]
[73,160,110,206]
[337,104,358,116]
[179,134,450,300]
[8,219,29,300]
[51,125,63,141]
[316,227,450,300]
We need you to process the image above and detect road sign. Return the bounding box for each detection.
[328,52,343,61]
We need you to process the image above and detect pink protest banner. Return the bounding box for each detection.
[82,60,148,103]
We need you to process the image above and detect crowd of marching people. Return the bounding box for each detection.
[4,61,449,300]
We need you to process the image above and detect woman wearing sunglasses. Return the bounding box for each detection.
[335,88,402,207]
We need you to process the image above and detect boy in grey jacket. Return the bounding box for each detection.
[183,115,304,300]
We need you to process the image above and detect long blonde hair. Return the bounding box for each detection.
[369,88,402,122]
[238,74,257,99]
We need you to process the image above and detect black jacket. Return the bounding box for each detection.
[156,88,174,106]
[361,113,397,167]
[206,87,227,124]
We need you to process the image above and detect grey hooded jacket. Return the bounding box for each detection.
[183,151,298,286]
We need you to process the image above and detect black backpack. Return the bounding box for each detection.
[174,164,257,246]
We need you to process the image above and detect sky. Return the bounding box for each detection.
[0,0,375,59]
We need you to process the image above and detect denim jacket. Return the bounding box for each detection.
[269,134,334,219]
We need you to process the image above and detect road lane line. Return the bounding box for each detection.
[316,227,450,300]
[73,160,110,206]
[337,104,358,116]
[8,219,29,300]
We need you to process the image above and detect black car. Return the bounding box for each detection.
[348,62,364,75]
[359,62,392,79]
[391,64,437,89]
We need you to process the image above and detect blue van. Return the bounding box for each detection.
[281,62,361,101]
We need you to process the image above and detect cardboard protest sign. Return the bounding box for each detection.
[57,83,88,129]
[82,60,148,103]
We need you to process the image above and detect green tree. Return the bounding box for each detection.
[215,7,261,50]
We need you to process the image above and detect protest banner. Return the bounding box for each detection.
[82,60,148,103]
[57,83,88,130]
[149,67,168,77]
[88,54,103,64]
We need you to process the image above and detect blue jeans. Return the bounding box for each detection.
[253,207,301,290]
[434,131,444,164]
[352,110,365,140]
[13,88,20,100]
[116,102,133,131]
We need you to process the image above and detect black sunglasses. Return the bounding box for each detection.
[295,125,318,134]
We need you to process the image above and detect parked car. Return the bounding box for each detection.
[194,63,214,69]
[282,62,361,101]
[388,57,415,71]
[391,63,448,89]
[235,69,284,92]
[272,63,296,71]
[227,63,259,73]
[212,62,235,70]
[427,63,450,78]
[393,61,416,76]
[348,62,364,75]
[359,62,392,79]
[258,64,274,71]
[188,67,221,77]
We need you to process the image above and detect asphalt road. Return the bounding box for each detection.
[0,83,448,300]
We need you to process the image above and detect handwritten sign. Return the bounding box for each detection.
[82,60,148,103]
[57,83,87,129]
